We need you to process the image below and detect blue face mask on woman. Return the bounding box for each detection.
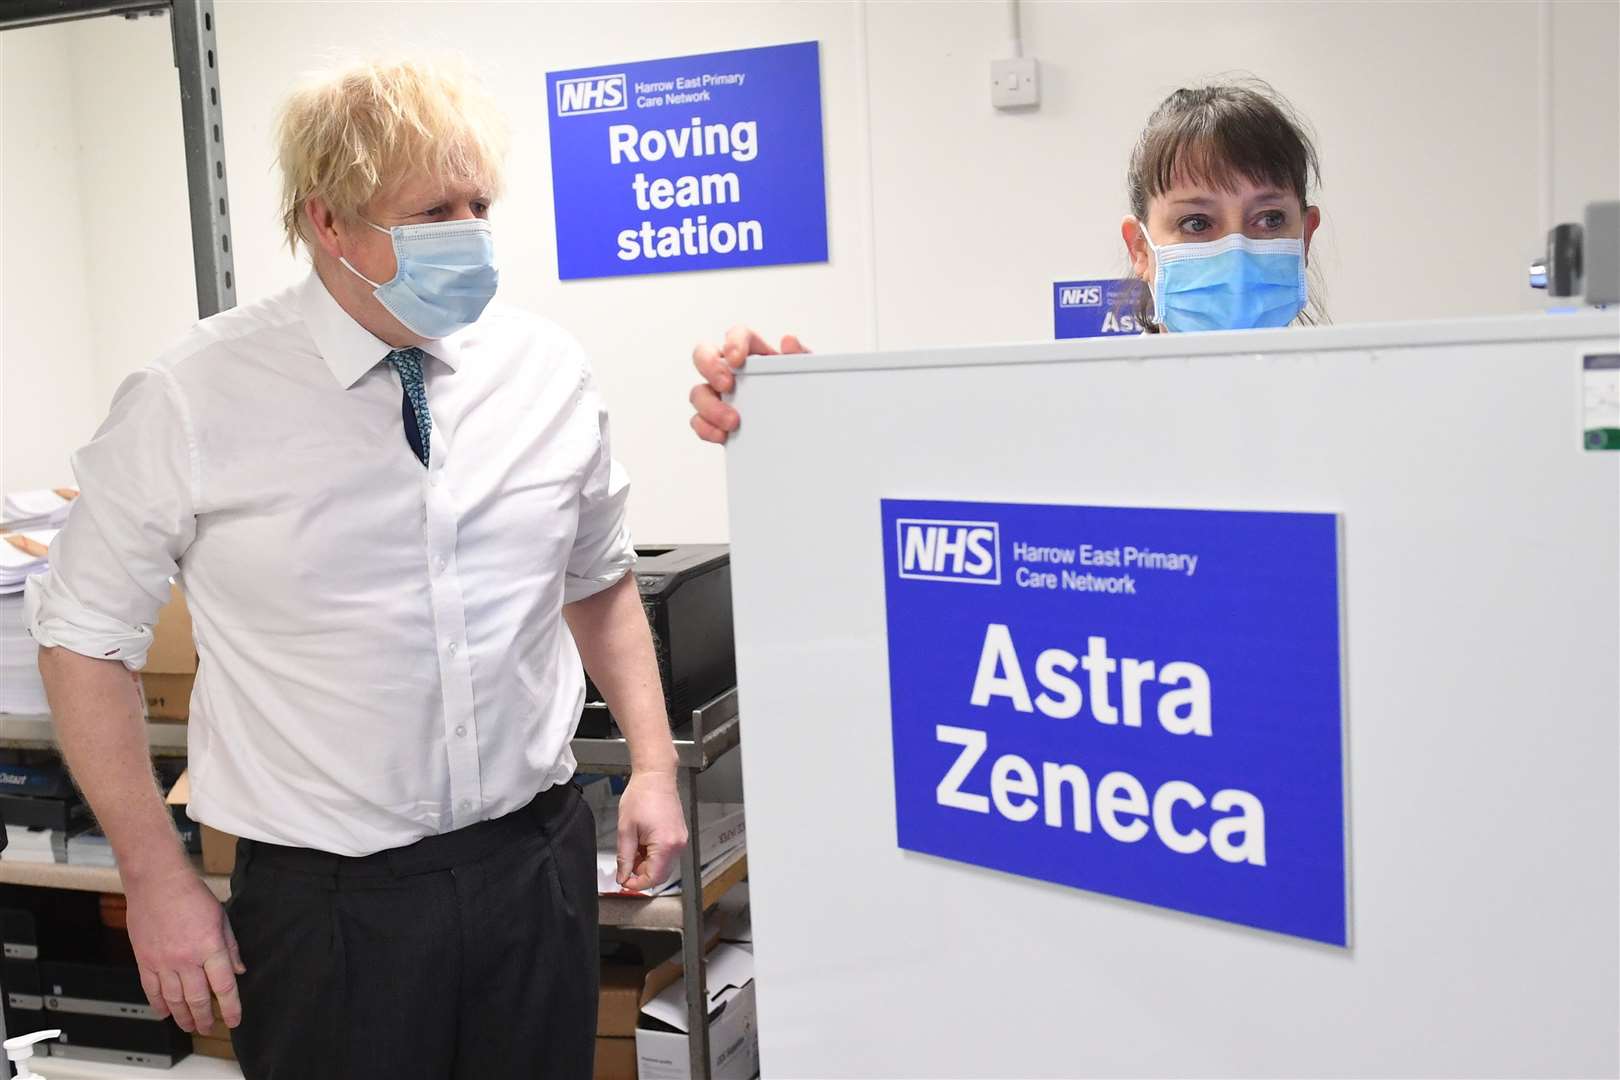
[342,218,499,340]
[1137,223,1307,333]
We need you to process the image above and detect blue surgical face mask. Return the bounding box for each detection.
[341,218,498,340]
[1137,222,1307,333]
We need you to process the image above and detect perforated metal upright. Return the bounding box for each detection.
[1,0,236,319]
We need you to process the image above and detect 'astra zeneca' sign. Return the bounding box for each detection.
[881,499,1349,946]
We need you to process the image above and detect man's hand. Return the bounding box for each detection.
[615,770,689,892]
[689,325,810,444]
[40,648,246,1035]
[565,576,686,889]
[126,869,246,1036]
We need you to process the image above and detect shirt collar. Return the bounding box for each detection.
[300,270,465,389]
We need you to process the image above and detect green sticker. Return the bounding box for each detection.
[1583,353,1620,452]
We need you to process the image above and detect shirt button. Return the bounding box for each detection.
[429,473,439,487]
[435,556,447,572]
[455,725,467,738]
[459,799,472,812]
[447,641,459,657]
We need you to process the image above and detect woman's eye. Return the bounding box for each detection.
[424,205,447,217]
[1257,210,1287,230]
[472,201,491,216]
[1178,215,1211,235]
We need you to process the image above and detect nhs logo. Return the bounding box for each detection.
[896,519,1001,584]
[1058,284,1103,308]
[555,73,627,117]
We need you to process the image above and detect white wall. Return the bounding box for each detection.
[3,0,1617,538]
[864,0,1575,348]
[0,24,101,497]
[62,12,197,429]
[1551,0,1620,226]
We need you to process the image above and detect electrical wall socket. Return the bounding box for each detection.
[991,58,1040,110]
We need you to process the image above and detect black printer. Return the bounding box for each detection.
[580,544,734,737]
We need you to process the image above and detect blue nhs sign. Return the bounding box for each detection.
[882,498,1350,946]
[545,42,828,280]
[1054,278,1146,338]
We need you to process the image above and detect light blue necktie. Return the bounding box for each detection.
[385,348,432,467]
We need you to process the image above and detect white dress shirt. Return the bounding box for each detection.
[26,271,636,856]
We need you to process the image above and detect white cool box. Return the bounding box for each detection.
[724,314,1620,1079]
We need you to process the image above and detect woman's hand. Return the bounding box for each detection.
[689,326,810,444]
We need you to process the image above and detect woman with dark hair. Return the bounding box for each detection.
[1121,79,1323,333]
[687,79,1323,442]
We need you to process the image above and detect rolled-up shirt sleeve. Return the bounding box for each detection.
[563,370,635,604]
[25,368,198,669]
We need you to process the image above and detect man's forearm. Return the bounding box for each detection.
[563,574,678,775]
[39,647,192,888]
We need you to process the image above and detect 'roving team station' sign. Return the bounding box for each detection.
[545,42,828,280]
[881,499,1349,946]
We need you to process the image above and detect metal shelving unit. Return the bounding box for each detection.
[0,694,747,1077]
[574,685,742,772]
[0,713,189,757]
[0,854,230,903]
[575,688,745,1078]
[38,1050,244,1079]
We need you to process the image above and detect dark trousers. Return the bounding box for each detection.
[227,784,599,1080]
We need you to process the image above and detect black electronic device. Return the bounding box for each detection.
[3,955,48,1049]
[579,545,734,738]
[0,892,183,1061]
[50,1013,193,1069]
[0,793,91,834]
[1,907,37,959]
[41,960,193,1066]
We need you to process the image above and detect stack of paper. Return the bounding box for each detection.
[596,801,746,897]
[3,824,67,864]
[0,528,54,595]
[0,588,52,714]
[2,488,76,531]
[67,827,117,868]
[1,492,63,714]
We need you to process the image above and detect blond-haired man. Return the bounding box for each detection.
[28,59,686,1078]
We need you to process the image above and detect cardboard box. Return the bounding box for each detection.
[635,943,758,1080]
[142,584,197,721]
[145,584,196,672]
[141,672,195,722]
[594,1036,637,1079]
[164,770,238,875]
[191,997,239,1059]
[600,964,649,1037]
[600,928,717,1039]
[717,883,750,945]
[598,914,731,1071]
[192,1033,237,1061]
[200,825,237,876]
